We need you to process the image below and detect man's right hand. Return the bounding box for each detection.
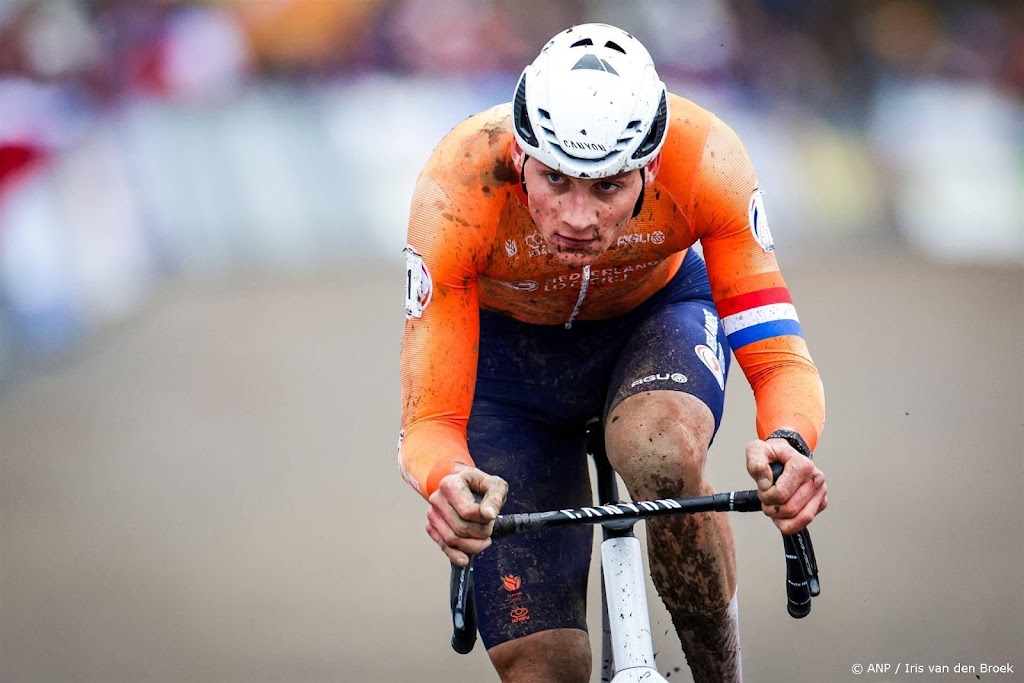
[426,463,509,567]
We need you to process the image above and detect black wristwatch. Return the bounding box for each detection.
[767,428,812,459]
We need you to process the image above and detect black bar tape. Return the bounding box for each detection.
[450,559,477,654]
[767,435,822,619]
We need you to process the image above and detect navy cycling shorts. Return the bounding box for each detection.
[467,249,732,649]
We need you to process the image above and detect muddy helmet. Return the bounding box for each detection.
[512,23,669,179]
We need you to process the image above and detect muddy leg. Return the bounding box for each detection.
[605,391,742,683]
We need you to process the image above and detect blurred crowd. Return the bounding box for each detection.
[0,0,1021,389]
[0,0,1019,114]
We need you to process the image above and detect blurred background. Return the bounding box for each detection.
[0,1,1021,682]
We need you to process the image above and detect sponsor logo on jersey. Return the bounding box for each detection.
[749,189,774,253]
[501,280,539,292]
[716,287,802,350]
[630,372,687,389]
[524,231,550,257]
[616,231,666,247]
[502,575,522,591]
[542,260,661,290]
[505,239,518,257]
[403,245,432,319]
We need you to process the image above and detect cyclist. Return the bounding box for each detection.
[399,23,827,683]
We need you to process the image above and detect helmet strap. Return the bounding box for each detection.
[631,169,646,218]
[520,157,529,196]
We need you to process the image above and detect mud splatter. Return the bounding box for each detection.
[493,158,516,184]
[441,212,470,227]
[671,597,742,683]
[482,125,505,148]
[626,470,740,681]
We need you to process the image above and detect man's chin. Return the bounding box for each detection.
[552,251,599,267]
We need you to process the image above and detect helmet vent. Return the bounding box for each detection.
[631,91,668,160]
[570,38,594,48]
[571,53,619,75]
[604,41,625,54]
[513,74,538,147]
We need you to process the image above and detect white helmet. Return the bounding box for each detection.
[513,23,669,179]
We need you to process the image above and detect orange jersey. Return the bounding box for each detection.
[400,93,824,497]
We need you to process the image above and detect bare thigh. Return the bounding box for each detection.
[487,628,591,683]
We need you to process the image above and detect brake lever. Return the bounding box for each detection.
[769,462,821,618]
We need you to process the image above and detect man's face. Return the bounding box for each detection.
[512,147,656,267]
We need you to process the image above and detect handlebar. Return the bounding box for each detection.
[492,488,763,538]
[449,461,821,653]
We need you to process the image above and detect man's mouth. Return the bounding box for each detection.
[553,234,596,250]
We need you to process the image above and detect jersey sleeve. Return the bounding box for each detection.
[399,171,485,498]
[692,117,826,450]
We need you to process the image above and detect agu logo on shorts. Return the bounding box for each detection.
[630,372,687,389]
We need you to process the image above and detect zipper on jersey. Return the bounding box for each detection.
[565,265,591,329]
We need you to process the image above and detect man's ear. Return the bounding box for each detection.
[644,152,662,183]
[510,139,530,197]
[510,139,525,172]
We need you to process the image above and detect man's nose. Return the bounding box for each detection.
[559,191,595,232]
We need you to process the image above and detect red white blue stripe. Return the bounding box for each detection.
[717,287,802,350]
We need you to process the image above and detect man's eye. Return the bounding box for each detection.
[547,172,564,183]
[598,181,620,192]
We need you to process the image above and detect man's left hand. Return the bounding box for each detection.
[746,438,828,534]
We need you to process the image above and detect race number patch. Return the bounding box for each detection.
[749,189,774,253]
[404,245,433,319]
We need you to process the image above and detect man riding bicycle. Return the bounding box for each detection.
[399,23,828,683]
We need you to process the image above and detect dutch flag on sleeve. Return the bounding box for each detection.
[717,287,802,350]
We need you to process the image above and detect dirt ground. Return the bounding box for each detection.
[2,251,1021,683]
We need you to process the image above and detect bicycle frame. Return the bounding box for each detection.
[448,420,820,681]
[599,532,667,682]
[592,422,668,682]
